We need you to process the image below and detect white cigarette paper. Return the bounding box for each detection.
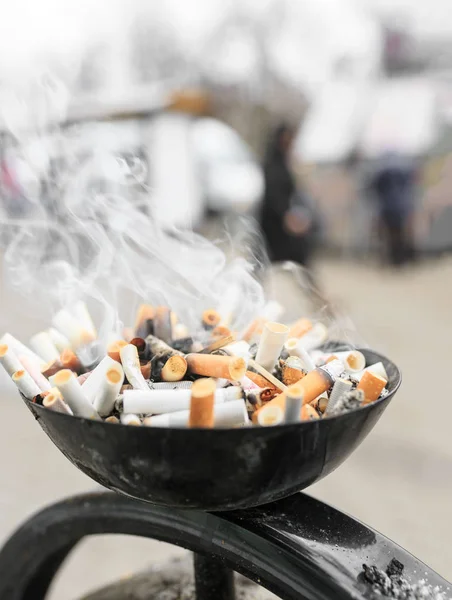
[335,351,366,373]
[255,322,289,371]
[123,386,241,415]
[257,404,284,427]
[93,364,125,417]
[285,386,303,423]
[47,327,72,352]
[43,392,73,415]
[0,333,46,369]
[144,399,248,428]
[0,344,24,376]
[29,332,60,363]
[12,370,41,399]
[53,370,100,420]
[72,301,97,337]
[297,323,328,351]
[119,344,149,391]
[173,323,190,340]
[284,338,316,371]
[120,413,141,426]
[326,378,353,414]
[81,355,118,403]
[19,355,52,392]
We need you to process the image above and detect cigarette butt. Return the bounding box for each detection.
[189,378,216,428]
[161,355,188,382]
[335,351,366,373]
[120,413,141,426]
[281,357,306,386]
[0,344,23,376]
[354,361,389,383]
[43,392,73,415]
[358,371,387,405]
[12,369,42,399]
[144,399,248,428]
[134,304,155,333]
[81,355,117,403]
[145,335,183,359]
[18,355,52,392]
[29,332,60,363]
[285,383,304,423]
[107,339,129,363]
[212,325,231,338]
[186,353,246,381]
[255,322,289,371]
[245,371,275,390]
[326,378,353,414]
[284,338,316,371]
[257,404,284,426]
[301,404,320,420]
[202,309,221,329]
[289,318,313,338]
[60,349,82,372]
[129,337,148,359]
[310,396,328,414]
[52,309,95,349]
[93,364,125,417]
[53,369,100,420]
[119,344,149,391]
[47,327,72,352]
[242,317,266,342]
[105,416,119,424]
[154,306,173,344]
[123,386,240,415]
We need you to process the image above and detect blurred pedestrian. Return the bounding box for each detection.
[368,151,417,266]
[260,124,319,269]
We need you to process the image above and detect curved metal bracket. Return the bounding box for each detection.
[0,491,448,600]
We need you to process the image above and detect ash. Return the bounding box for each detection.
[361,559,449,600]
[329,389,365,416]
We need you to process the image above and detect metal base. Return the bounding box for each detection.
[0,491,448,600]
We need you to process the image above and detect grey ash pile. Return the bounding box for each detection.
[361,559,450,600]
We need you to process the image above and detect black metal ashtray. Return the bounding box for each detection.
[23,347,401,511]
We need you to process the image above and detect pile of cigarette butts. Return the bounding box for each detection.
[0,302,390,429]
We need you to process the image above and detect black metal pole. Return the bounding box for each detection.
[194,553,236,600]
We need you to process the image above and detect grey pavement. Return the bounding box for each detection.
[0,256,451,598]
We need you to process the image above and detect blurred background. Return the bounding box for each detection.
[0,0,451,598]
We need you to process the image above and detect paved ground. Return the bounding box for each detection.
[0,255,451,598]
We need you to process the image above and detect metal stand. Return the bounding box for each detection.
[0,491,448,600]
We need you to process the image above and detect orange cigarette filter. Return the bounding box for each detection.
[289,318,313,338]
[60,349,82,372]
[186,353,246,381]
[189,378,216,428]
[310,396,328,414]
[202,309,221,329]
[357,371,386,405]
[301,404,320,420]
[245,371,277,392]
[134,304,155,332]
[253,367,334,421]
[108,340,129,363]
[161,355,188,382]
[140,363,151,379]
[242,317,266,342]
[281,365,306,386]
